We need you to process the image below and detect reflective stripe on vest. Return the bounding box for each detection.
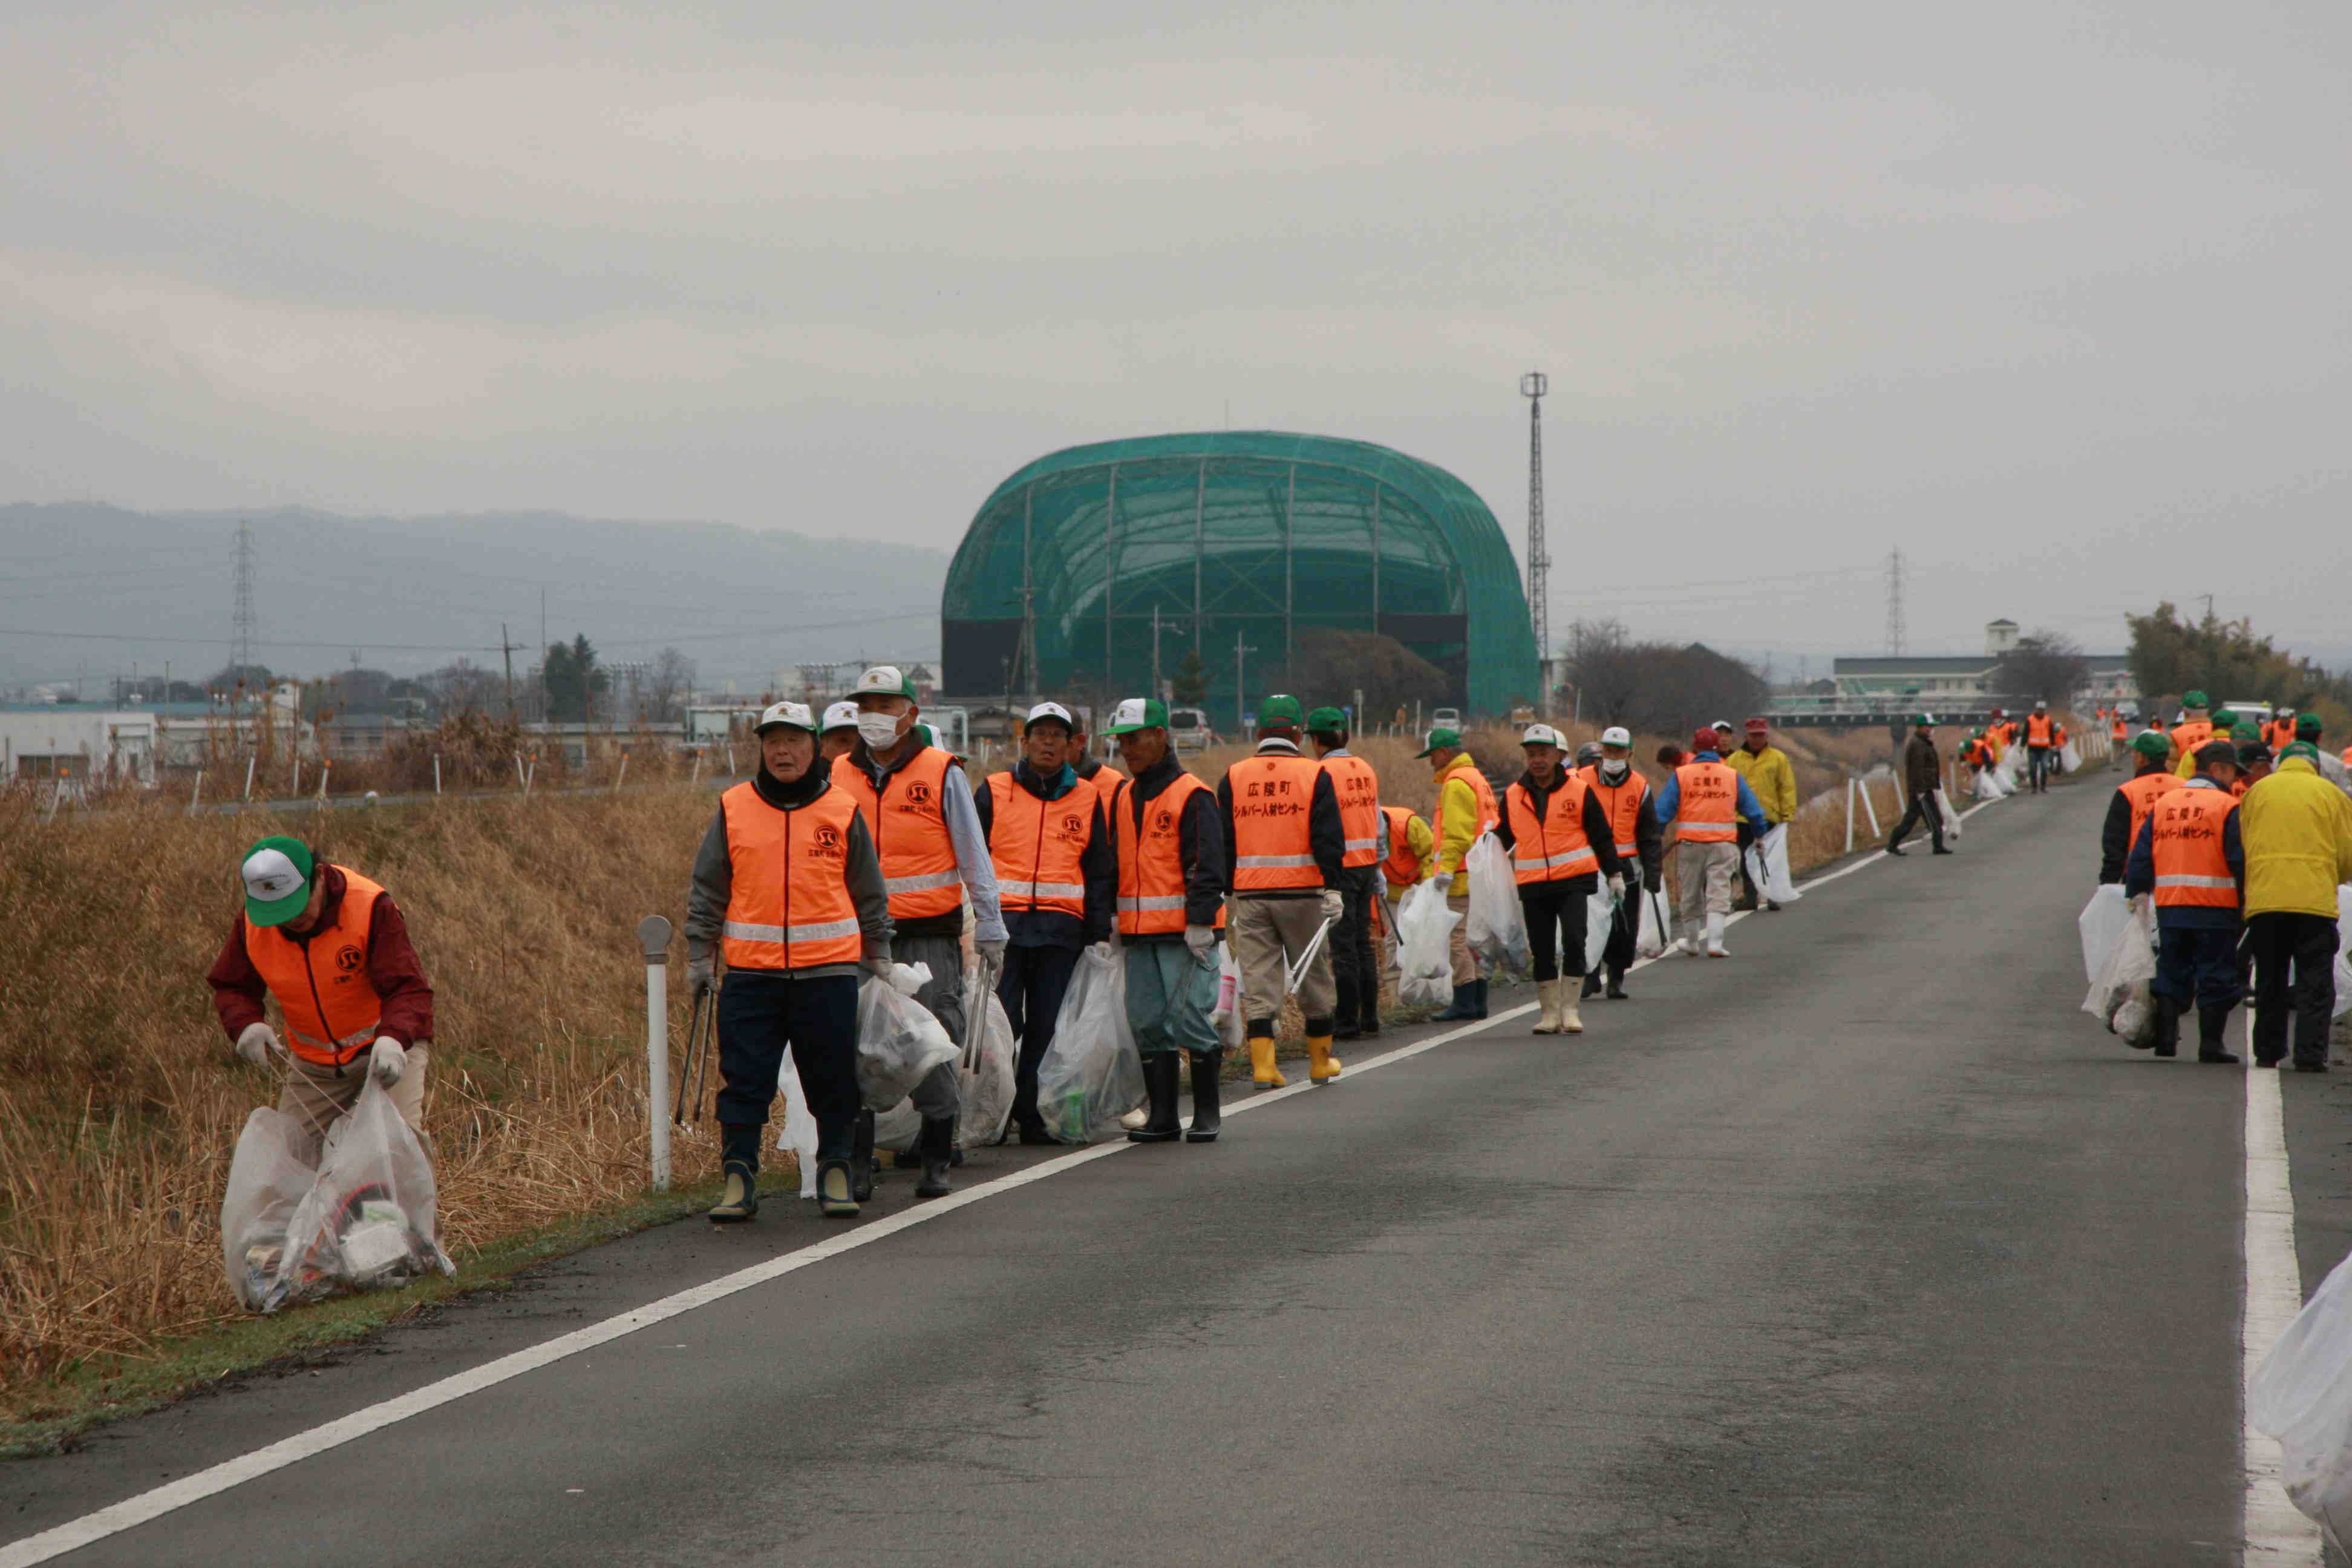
[1671,761,1740,843]
[832,748,962,920]
[985,771,1093,920]
[1229,753,1325,891]
[719,781,866,970]
[1113,771,1225,935]
[1505,776,1599,884]
[242,866,387,1068]
[1380,805,1422,888]
[1322,753,1382,869]
[2027,714,2054,745]
[2148,785,2239,910]
[1578,763,1651,866]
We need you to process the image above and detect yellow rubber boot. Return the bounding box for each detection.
[1307,1035,1344,1084]
[1249,1035,1287,1089]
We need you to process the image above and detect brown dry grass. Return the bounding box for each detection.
[0,784,728,1390]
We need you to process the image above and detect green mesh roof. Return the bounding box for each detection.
[941,431,1537,725]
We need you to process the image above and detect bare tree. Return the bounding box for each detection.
[423,658,504,716]
[1274,630,1452,719]
[644,647,697,724]
[1993,629,2090,705]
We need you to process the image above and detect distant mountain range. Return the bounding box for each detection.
[0,503,950,695]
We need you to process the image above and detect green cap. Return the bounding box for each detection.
[2210,708,2236,729]
[1912,713,1932,727]
[1416,727,1463,758]
[239,835,315,927]
[1258,694,1304,727]
[2183,689,2209,708]
[2281,741,2321,763]
[1305,705,1347,733]
[2131,731,2172,760]
[2299,713,2324,738]
[1101,697,1167,735]
[2230,720,2261,743]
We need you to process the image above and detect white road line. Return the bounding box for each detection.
[0,794,1993,1567]
[2241,1013,2324,1564]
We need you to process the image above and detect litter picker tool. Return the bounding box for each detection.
[1285,914,1338,999]
[673,985,715,1125]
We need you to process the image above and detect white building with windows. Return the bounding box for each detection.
[1831,622,2135,707]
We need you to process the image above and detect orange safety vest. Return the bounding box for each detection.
[1448,762,1501,834]
[2267,720,2296,751]
[1578,762,1653,863]
[2169,720,2212,763]
[832,748,962,920]
[243,867,388,1068]
[2027,713,2054,746]
[1321,753,1382,869]
[1670,760,1740,843]
[1379,804,1423,889]
[985,772,1093,920]
[1109,773,1224,936]
[2148,785,2239,910]
[2117,770,2185,851]
[1504,774,1599,884]
[1229,752,1326,891]
[2110,716,2128,742]
[717,782,866,971]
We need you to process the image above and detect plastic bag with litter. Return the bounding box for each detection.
[2082,894,2157,1046]
[238,1077,451,1314]
[1933,788,1962,843]
[2076,884,2129,988]
[1464,833,1530,974]
[1635,890,1673,959]
[220,1107,321,1313]
[773,1045,821,1198]
[2250,1244,2352,1552]
[1210,942,1246,1050]
[1395,878,1459,1007]
[1583,883,1617,973]
[956,965,1018,1150]
[2058,740,2082,773]
[1741,824,1803,905]
[2335,886,2352,1021]
[1036,943,1144,1143]
[1970,765,2011,802]
[856,962,959,1110]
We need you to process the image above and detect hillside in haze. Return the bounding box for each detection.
[0,504,950,694]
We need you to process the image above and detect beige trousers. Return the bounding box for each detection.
[1445,888,1481,986]
[1230,896,1338,1030]
[277,1043,431,1166]
[1673,842,1740,927]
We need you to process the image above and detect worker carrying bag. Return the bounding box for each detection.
[855,962,959,1109]
[1395,879,1460,1008]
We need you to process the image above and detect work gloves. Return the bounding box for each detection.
[234,1022,282,1068]
[1184,924,1217,960]
[1642,868,1663,895]
[687,953,715,996]
[1319,888,1344,923]
[1432,872,1454,896]
[861,952,895,980]
[976,936,1007,969]
[368,1036,407,1088]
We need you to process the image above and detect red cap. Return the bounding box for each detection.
[1744,717,1769,733]
[1691,728,1719,753]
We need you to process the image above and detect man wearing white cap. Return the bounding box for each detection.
[207,835,436,1165]
[973,701,1116,1143]
[832,665,1005,1197]
[685,701,894,1220]
[1493,725,1623,1033]
[1578,726,1663,1000]
[818,701,861,763]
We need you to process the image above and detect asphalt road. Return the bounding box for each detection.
[1,778,2279,1565]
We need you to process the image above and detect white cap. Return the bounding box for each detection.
[1710,718,1734,732]
[820,701,859,732]
[1599,725,1632,747]
[2034,699,2048,709]
[1520,723,1566,748]
[851,665,910,699]
[754,700,817,734]
[241,846,306,904]
[1024,701,1075,731]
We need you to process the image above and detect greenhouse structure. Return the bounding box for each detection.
[939,432,1538,728]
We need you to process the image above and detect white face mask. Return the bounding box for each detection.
[857,713,904,750]
[1600,758,1630,783]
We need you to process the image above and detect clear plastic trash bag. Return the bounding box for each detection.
[1210,943,1246,1050]
[1934,788,1962,843]
[1636,889,1673,959]
[2077,885,2129,988]
[2082,895,2157,1046]
[2250,1245,2352,1552]
[1970,765,2010,802]
[1036,944,1145,1143]
[232,1077,451,1314]
[1583,884,1618,973]
[1741,824,1803,904]
[2336,886,2352,1020]
[774,1045,821,1198]
[1464,834,1530,973]
[220,1108,321,1313]
[2058,740,2082,773]
[1395,878,1459,1007]
[856,961,959,1110]
[957,967,1018,1150]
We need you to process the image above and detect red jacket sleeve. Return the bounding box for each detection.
[206,918,269,1042]
[365,896,435,1047]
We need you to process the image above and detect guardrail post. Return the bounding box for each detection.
[1844,777,1856,855]
[189,769,203,814]
[1858,775,1883,838]
[638,915,674,1192]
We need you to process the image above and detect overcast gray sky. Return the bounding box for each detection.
[4,0,2345,668]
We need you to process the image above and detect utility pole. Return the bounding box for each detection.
[1884,548,1907,656]
[1233,629,1257,733]
[230,520,258,702]
[501,622,516,718]
[1520,372,1549,670]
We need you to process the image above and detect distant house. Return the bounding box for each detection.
[1832,621,2134,706]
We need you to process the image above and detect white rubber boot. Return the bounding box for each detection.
[1558,987,1584,1034]
[1705,912,1729,958]
[1532,978,1563,1034]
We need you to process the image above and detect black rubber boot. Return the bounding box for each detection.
[2197,1004,2241,1064]
[2152,997,2181,1058]
[1186,1050,1223,1142]
[1466,978,1490,1020]
[1128,1053,1183,1142]
[1432,987,1478,1021]
[1605,967,1630,1001]
[1580,972,1602,1001]
[1333,973,1362,1042]
[914,1116,955,1198]
[852,1108,877,1202]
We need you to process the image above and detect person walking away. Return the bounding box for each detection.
[1421,725,1501,1019]
[833,665,1005,1195]
[1495,725,1622,1034]
[2125,741,2246,1063]
[1886,715,1955,857]
[2267,708,2299,753]
[1220,694,1348,1086]
[685,702,893,1220]
[1100,698,1232,1140]
[975,702,1116,1143]
[1726,717,1798,909]
[208,837,434,1166]
[1307,706,1385,1041]
[2109,710,2130,769]
[1579,727,1662,999]
[2242,742,2352,1070]
[2022,701,2062,794]
[818,702,860,763]
[1652,729,1768,957]
[2169,692,2215,774]
[2099,731,2185,884]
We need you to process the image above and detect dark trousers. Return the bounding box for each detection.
[2153,920,2244,1011]
[1000,941,1081,1129]
[1889,790,1945,850]
[1330,866,1383,1032]
[1520,877,1593,982]
[2027,746,2054,792]
[1601,888,1637,978]
[716,971,860,1168]
[2247,912,2341,1067]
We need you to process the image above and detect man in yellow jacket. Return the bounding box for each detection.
[2241,743,2352,1071]
[1726,717,1798,912]
[1420,727,1498,1021]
